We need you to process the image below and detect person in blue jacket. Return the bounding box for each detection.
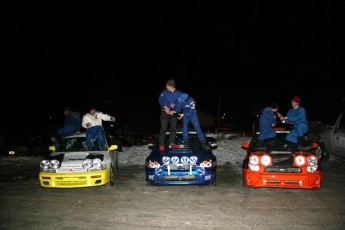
[279,96,309,145]
[57,107,81,137]
[258,102,280,141]
[172,93,209,150]
[158,79,182,151]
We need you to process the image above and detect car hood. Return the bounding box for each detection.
[48,151,105,171]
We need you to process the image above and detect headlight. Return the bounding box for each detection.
[308,156,318,166]
[190,156,198,164]
[148,160,160,168]
[294,155,306,166]
[171,156,179,164]
[249,155,259,165]
[50,159,60,169]
[181,156,189,164]
[92,158,102,169]
[200,160,213,168]
[249,164,260,172]
[40,160,50,170]
[83,159,93,169]
[261,155,271,166]
[162,157,170,165]
[307,165,318,173]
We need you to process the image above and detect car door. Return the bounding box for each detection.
[332,112,345,157]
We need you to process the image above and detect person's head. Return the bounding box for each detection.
[166,79,176,92]
[89,106,96,115]
[291,95,300,108]
[270,102,279,112]
[178,93,189,103]
[64,107,72,115]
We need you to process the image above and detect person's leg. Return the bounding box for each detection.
[286,129,298,143]
[86,128,96,150]
[168,115,177,145]
[182,116,190,141]
[190,114,206,142]
[96,127,106,150]
[159,111,169,145]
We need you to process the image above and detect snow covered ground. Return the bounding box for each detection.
[118,136,251,166]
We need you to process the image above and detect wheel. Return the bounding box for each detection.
[110,164,115,186]
[314,142,329,161]
[110,151,119,186]
[208,173,217,186]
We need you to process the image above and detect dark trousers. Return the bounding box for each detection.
[159,110,177,145]
[86,126,106,150]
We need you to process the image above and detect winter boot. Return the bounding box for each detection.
[297,136,305,150]
[201,141,210,150]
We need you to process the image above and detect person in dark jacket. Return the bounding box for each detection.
[158,79,182,151]
[258,102,280,141]
[57,107,81,137]
[172,93,209,150]
[279,96,309,145]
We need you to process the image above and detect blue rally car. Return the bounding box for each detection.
[145,130,218,185]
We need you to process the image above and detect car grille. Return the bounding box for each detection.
[54,176,88,186]
[58,167,86,172]
[264,167,301,173]
[163,164,196,170]
[163,175,196,181]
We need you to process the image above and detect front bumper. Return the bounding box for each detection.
[39,168,110,188]
[243,168,321,189]
[146,165,216,185]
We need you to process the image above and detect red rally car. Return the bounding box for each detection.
[241,128,322,189]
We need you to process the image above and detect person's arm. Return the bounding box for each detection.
[81,115,90,128]
[286,107,305,123]
[99,112,115,122]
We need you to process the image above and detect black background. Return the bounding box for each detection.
[2,1,344,137]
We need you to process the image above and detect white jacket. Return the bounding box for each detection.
[82,111,113,129]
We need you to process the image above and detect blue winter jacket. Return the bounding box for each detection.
[258,107,277,140]
[285,106,308,127]
[174,97,197,117]
[159,89,182,110]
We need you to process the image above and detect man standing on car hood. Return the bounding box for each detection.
[158,79,182,151]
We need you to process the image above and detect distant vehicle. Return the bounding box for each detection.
[39,132,119,188]
[241,127,322,190]
[308,111,345,159]
[145,130,218,186]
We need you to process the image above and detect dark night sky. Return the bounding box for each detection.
[1,1,345,136]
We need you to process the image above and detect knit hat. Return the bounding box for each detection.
[166,79,175,88]
[64,107,72,112]
[292,96,301,104]
[178,93,189,103]
[270,102,278,109]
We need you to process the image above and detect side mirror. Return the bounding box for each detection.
[148,143,153,150]
[210,142,218,149]
[241,142,249,149]
[109,145,118,151]
[49,146,56,152]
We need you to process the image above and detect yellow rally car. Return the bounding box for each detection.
[39,132,118,188]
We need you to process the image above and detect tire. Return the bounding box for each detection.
[110,151,119,186]
[110,164,115,186]
[315,142,329,161]
[208,173,217,186]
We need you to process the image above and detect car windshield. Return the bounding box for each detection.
[57,136,108,151]
[252,131,297,152]
[165,133,204,149]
